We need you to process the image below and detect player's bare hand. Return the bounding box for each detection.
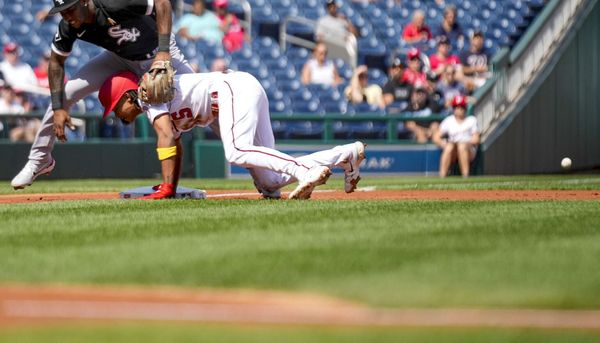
[53,109,75,142]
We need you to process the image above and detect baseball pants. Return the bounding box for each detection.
[216,72,355,192]
[28,40,193,163]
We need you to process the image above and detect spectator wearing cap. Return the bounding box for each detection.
[301,42,342,87]
[402,10,432,44]
[0,43,38,93]
[433,95,480,177]
[344,65,385,110]
[432,5,464,49]
[382,57,412,111]
[460,31,491,89]
[429,36,461,78]
[401,48,428,88]
[404,81,442,143]
[175,0,223,43]
[315,0,359,43]
[214,0,246,52]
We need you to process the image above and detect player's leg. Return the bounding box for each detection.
[218,73,330,199]
[11,52,127,189]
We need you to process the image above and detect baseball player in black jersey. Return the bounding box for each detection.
[11,0,195,189]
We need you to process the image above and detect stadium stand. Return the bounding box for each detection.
[0,0,548,142]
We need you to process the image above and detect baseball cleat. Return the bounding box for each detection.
[344,141,366,193]
[11,158,56,190]
[288,166,332,200]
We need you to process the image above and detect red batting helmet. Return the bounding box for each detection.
[99,71,139,118]
[451,95,467,108]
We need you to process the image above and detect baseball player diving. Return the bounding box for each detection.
[11,0,197,189]
[98,70,366,199]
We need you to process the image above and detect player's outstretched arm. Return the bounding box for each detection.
[141,114,179,200]
[154,0,173,62]
[49,51,75,142]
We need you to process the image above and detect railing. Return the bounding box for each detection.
[472,0,590,138]
[279,16,357,69]
[0,112,445,144]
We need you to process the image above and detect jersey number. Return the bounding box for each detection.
[170,108,193,120]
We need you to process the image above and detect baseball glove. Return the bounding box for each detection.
[138,60,175,104]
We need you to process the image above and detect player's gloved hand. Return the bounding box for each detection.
[53,109,76,142]
[141,183,175,200]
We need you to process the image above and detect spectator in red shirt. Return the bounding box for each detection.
[401,48,428,88]
[402,10,432,44]
[33,51,51,89]
[429,36,461,78]
[214,0,246,52]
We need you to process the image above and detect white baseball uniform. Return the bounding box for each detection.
[144,71,357,192]
[439,115,479,143]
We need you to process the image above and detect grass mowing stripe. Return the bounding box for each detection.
[1,199,599,309]
[2,175,600,195]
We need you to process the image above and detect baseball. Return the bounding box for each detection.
[561,157,572,169]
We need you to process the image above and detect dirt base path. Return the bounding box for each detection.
[1,284,600,330]
[1,189,599,204]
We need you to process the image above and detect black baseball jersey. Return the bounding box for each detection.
[52,0,160,61]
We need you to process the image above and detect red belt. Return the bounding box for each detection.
[210,91,219,117]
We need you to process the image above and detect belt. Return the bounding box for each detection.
[210,91,219,117]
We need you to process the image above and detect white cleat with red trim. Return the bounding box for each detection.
[288,166,332,200]
[344,141,366,193]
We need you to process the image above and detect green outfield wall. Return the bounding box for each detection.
[483,0,600,174]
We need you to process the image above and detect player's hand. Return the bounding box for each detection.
[141,183,175,200]
[53,109,76,142]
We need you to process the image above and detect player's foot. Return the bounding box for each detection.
[11,158,55,190]
[288,166,332,200]
[254,181,281,200]
[343,141,366,193]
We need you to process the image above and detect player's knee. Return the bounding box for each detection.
[224,148,244,165]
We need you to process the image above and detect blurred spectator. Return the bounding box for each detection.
[382,56,412,110]
[402,10,432,44]
[344,65,385,109]
[10,92,40,142]
[0,43,38,93]
[214,0,246,53]
[211,58,229,72]
[301,42,342,87]
[460,31,491,89]
[33,51,51,89]
[0,86,24,114]
[432,5,464,49]
[436,65,466,109]
[401,48,428,88]
[0,86,40,142]
[315,0,359,43]
[429,36,461,78]
[175,0,223,43]
[433,95,480,177]
[404,81,442,143]
[35,8,50,22]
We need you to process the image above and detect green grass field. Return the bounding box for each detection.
[1,175,599,341]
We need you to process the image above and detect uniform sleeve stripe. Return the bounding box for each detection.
[51,44,70,57]
[146,0,154,15]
